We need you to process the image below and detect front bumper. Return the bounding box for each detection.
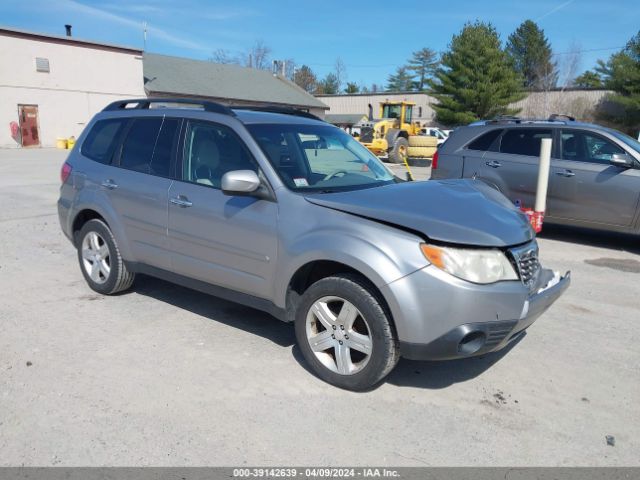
[380,265,570,361]
[361,138,388,155]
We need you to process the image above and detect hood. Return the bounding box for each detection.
[305,179,534,247]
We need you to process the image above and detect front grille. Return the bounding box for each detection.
[509,241,540,287]
[359,126,374,143]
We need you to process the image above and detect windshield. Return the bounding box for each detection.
[608,128,640,154]
[247,123,396,192]
[382,104,402,119]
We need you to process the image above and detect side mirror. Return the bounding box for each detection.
[221,170,261,196]
[609,153,634,168]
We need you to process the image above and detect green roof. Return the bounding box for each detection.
[143,53,327,109]
[325,114,368,126]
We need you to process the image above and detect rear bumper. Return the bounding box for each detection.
[398,271,570,360]
[57,196,74,244]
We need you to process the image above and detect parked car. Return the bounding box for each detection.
[432,117,640,235]
[58,99,569,391]
[421,127,449,146]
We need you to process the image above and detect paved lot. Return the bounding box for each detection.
[1,148,638,466]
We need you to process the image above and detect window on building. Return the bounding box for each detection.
[81,119,127,164]
[35,57,50,73]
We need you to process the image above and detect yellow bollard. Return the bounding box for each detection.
[56,138,68,149]
[66,136,76,149]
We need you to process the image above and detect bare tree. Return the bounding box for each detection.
[245,40,272,70]
[209,49,239,64]
[284,58,296,80]
[557,42,582,90]
[334,57,347,91]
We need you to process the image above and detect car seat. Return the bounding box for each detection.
[193,139,220,187]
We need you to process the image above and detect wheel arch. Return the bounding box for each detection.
[69,201,134,261]
[72,209,107,245]
[283,257,398,328]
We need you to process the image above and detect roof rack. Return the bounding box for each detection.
[485,115,522,125]
[548,113,576,122]
[102,98,234,116]
[232,105,322,121]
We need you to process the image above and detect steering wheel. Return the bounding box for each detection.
[323,170,349,181]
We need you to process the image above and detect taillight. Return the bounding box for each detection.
[61,162,72,184]
[432,150,439,170]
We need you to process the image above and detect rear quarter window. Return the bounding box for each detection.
[81,119,127,164]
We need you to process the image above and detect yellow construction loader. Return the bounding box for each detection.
[358,101,437,164]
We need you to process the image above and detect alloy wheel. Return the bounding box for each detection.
[81,231,111,284]
[305,296,373,375]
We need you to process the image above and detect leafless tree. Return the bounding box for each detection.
[334,57,347,91]
[245,40,272,70]
[209,49,239,64]
[534,42,582,118]
[557,42,582,90]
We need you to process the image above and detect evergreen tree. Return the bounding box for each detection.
[293,65,317,93]
[596,30,640,134]
[407,47,439,90]
[344,82,360,93]
[386,67,415,91]
[317,73,339,94]
[429,21,525,126]
[506,20,557,89]
[574,70,603,88]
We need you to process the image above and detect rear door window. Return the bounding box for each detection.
[81,119,127,164]
[467,129,502,151]
[119,118,163,174]
[500,128,552,156]
[149,118,181,177]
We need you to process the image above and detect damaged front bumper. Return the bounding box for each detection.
[381,266,571,361]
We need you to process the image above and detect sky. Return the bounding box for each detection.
[1,0,639,88]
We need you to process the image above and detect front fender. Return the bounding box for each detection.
[273,224,427,309]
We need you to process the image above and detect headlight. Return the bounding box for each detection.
[420,243,518,284]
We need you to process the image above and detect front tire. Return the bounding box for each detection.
[295,274,399,391]
[77,219,135,295]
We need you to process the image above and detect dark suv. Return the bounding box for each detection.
[432,117,640,234]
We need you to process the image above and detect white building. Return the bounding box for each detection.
[0,26,144,148]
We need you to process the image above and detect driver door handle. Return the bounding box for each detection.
[555,169,575,177]
[170,195,193,208]
[485,160,502,168]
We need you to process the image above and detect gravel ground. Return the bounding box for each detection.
[0,148,638,466]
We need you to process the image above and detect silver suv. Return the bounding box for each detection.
[58,99,570,390]
[432,116,640,234]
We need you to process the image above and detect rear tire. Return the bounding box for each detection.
[388,137,409,164]
[77,219,135,295]
[295,274,399,391]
